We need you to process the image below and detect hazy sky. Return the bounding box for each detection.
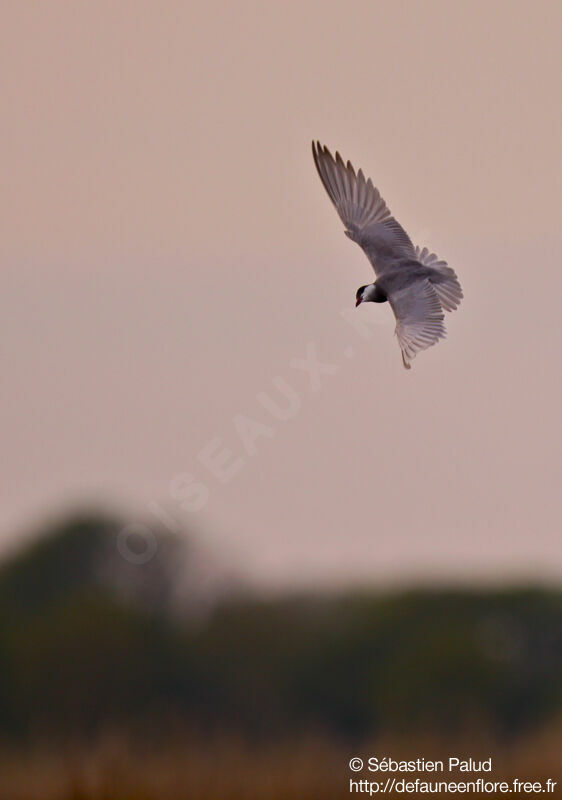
[2,0,561,589]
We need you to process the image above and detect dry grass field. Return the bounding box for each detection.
[1,522,560,800]
[1,723,560,800]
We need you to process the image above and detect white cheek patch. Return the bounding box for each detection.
[363,284,377,302]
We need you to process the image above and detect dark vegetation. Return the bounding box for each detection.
[0,513,560,747]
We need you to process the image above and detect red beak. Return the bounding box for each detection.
[355,298,361,307]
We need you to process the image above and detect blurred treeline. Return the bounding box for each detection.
[0,513,560,745]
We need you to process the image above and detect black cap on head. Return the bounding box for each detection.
[356,285,367,306]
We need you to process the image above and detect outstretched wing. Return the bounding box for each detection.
[415,246,464,312]
[312,142,416,274]
[388,279,446,369]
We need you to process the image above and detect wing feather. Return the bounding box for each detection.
[388,279,446,369]
[312,141,416,273]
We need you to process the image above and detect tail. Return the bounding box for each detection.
[415,246,463,312]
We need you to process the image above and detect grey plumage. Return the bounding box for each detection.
[312,142,463,369]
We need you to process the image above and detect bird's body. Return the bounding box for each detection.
[312,142,463,369]
[375,262,436,296]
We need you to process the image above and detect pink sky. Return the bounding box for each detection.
[2,0,561,588]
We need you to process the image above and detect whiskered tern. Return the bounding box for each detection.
[312,142,463,369]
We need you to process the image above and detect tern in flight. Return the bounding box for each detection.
[312,142,463,369]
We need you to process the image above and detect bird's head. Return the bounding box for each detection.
[355,285,368,307]
[355,283,378,306]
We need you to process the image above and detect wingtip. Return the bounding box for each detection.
[312,140,326,163]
